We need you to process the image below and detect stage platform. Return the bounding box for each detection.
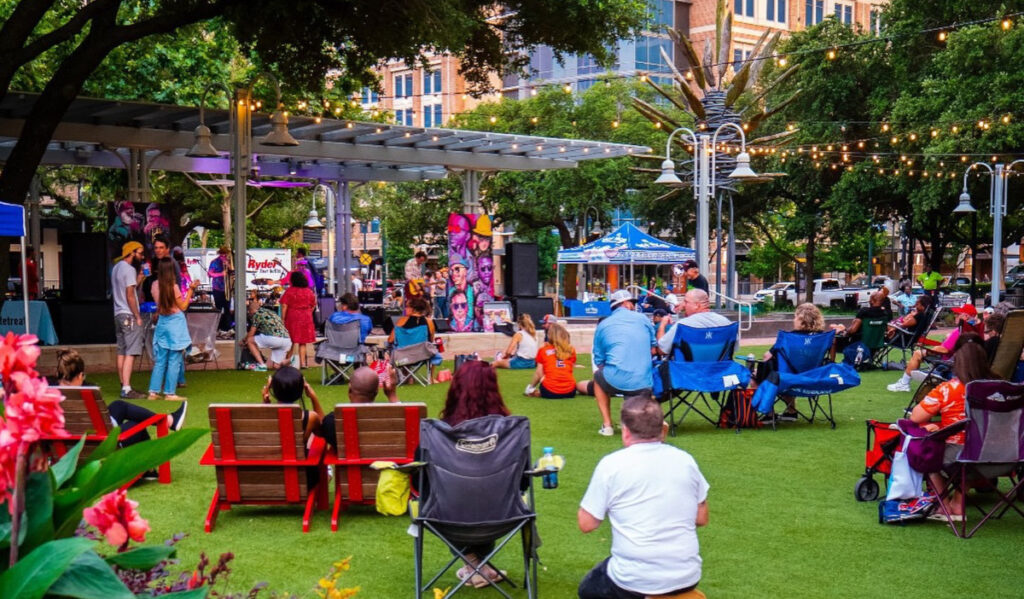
[37,327,599,374]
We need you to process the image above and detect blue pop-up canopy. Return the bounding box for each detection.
[0,201,26,236]
[557,222,695,265]
[0,201,30,332]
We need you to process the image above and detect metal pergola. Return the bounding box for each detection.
[0,91,650,360]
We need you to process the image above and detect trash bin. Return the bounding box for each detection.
[844,293,859,311]
[774,290,790,308]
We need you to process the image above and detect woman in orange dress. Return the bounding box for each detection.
[279,271,317,368]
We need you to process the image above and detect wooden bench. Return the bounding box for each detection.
[324,403,426,532]
[43,386,171,483]
[200,404,328,533]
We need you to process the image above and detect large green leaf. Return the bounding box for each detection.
[80,430,119,465]
[20,471,55,556]
[51,438,87,487]
[0,537,93,599]
[105,544,176,570]
[46,549,134,599]
[54,428,205,537]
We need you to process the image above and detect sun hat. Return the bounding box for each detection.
[472,215,492,237]
[609,289,635,309]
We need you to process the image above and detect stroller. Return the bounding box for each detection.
[854,419,901,501]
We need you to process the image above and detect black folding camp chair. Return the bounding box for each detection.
[411,415,539,599]
[873,305,940,369]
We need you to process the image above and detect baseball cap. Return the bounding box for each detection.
[682,259,698,271]
[664,293,679,307]
[652,308,668,318]
[609,289,635,309]
[952,303,977,317]
[542,314,556,327]
[117,241,143,262]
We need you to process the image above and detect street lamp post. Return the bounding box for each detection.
[188,74,299,364]
[656,124,758,284]
[576,206,603,298]
[310,184,336,297]
[953,159,1022,304]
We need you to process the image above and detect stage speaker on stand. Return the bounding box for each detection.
[512,297,554,326]
[61,233,109,301]
[504,242,538,297]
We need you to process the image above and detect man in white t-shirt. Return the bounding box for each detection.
[578,392,709,598]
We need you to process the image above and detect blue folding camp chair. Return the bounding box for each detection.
[751,330,860,429]
[654,322,750,435]
[392,325,440,386]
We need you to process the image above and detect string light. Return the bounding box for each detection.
[827,49,837,60]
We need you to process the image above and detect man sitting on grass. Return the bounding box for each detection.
[578,392,709,599]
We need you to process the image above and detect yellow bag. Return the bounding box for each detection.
[375,465,411,516]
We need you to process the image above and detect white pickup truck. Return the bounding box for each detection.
[756,279,865,310]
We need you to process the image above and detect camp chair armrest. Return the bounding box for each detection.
[322,449,416,467]
[118,413,169,441]
[889,324,912,336]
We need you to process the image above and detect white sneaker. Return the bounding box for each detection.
[598,425,614,436]
[887,381,911,392]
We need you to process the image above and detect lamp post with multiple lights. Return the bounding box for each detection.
[953,159,1022,305]
[187,74,300,364]
[656,123,758,294]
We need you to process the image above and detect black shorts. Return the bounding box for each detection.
[540,384,576,399]
[593,368,636,398]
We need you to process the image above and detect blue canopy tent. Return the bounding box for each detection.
[556,223,695,306]
[0,202,30,332]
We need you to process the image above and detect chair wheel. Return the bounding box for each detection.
[855,476,879,502]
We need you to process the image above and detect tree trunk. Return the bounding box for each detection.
[0,5,121,206]
[803,235,816,304]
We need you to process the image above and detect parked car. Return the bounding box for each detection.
[812,278,864,310]
[753,282,797,307]
[1005,264,1024,286]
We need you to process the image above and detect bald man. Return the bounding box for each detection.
[657,289,731,355]
[320,366,399,449]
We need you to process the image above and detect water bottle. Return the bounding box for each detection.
[538,447,558,489]
[855,345,864,367]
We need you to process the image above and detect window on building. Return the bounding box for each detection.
[578,53,602,76]
[869,9,882,35]
[804,0,823,25]
[423,70,442,95]
[423,103,443,127]
[647,0,675,28]
[395,108,413,126]
[635,36,673,72]
[766,0,786,22]
[394,73,413,99]
[735,0,755,17]
[732,48,752,69]
[361,87,379,104]
[834,2,852,25]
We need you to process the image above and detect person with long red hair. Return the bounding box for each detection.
[440,359,510,426]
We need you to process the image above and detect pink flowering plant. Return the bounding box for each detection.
[0,332,204,598]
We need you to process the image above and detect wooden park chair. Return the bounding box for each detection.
[200,404,329,533]
[324,403,427,532]
[43,386,172,483]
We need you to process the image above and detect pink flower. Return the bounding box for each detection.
[3,374,65,446]
[0,333,40,384]
[83,489,150,548]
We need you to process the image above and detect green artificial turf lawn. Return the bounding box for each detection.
[90,351,1024,598]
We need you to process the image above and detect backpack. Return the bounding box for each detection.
[718,389,761,430]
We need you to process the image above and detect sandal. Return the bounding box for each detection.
[147,392,160,401]
[163,394,187,401]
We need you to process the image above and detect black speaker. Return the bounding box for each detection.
[61,233,109,301]
[50,300,116,344]
[505,242,538,297]
[358,290,383,305]
[512,296,553,326]
[434,318,452,333]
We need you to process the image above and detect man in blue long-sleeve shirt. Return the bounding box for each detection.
[590,290,656,436]
[328,293,373,342]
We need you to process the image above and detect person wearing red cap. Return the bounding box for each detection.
[887,302,980,392]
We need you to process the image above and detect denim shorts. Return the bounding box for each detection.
[508,356,536,369]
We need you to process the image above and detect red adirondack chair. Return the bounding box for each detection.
[43,386,171,484]
[324,403,426,532]
[200,404,328,533]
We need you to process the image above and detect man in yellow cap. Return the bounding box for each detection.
[469,214,492,259]
[112,241,147,399]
